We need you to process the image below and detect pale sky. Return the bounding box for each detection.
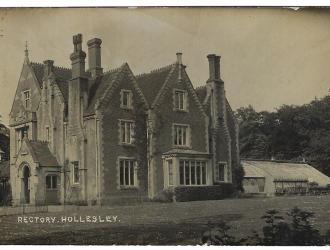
[1,8,330,125]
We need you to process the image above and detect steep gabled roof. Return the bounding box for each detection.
[30,62,71,104]
[84,66,122,116]
[135,64,174,106]
[26,140,60,167]
[195,86,207,104]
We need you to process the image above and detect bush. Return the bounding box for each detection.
[152,189,174,202]
[202,206,329,246]
[202,220,238,245]
[174,184,234,202]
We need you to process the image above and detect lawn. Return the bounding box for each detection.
[0,195,330,245]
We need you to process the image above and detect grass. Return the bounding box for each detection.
[0,195,330,245]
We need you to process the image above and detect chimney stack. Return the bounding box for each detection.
[87,38,103,78]
[176,52,183,81]
[207,54,221,82]
[70,34,86,78]
[43,60,54,77]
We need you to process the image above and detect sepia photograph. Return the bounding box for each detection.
[0,7,330,245]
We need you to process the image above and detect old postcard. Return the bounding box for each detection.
[0,7,330,245]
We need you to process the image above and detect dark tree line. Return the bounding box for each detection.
[236,95,330,176]
[0,115,9,161]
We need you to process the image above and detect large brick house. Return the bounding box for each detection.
[9,34,240,205]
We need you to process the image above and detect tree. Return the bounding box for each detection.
[236,95,330,176]
[0,114,10,161]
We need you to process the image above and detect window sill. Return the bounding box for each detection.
[173,109,188,113]
[119,143,136,147]
[119,186,139,190]
[172,145,191,149]
[120,106,133,111]
[71,184,81,188]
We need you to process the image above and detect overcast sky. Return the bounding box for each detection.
[0,8,330,125]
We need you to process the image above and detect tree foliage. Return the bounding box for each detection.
[236,95,330,176]
[0,114,9,161]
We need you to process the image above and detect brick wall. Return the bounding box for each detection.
[100,72,148,205]
[151,66,209,196]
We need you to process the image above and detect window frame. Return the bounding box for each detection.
[119,119,135,145]
[23,89,31,109]
[45,126,50,142]
[167,159,174,186]
[118,158,137,188]
[120,89,133,110]
[215,161,228,183]
[72,161,80,185]
[173,123,190,148]
[173,89,188,112]
[178,159,208,186]
[46,174,58,190]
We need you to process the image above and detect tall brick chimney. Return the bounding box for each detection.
[70,34,86,78]
[207,54,221,82]
[43,60,54,78]
[206,53,226,126]
[68,34,88,135]
[87,38,103,78]
[176,52,183,81]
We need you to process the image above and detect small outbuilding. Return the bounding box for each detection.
[242,160,330,195]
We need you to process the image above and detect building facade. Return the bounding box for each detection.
[9,34,240,205]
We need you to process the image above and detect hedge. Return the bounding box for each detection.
[173,183,234,202]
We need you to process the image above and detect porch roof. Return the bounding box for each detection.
[26,140,60,167]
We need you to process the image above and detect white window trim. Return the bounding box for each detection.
[172,123,191,148]
[166,159,174,187]
[215,161,228,183]
[120,89,133,110]
[117,157,138,189]
[178,158,208,186]
[23,89,31,109]
[118,119,135,145]
[173,88,188,112]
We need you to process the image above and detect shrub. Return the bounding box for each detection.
[152,189,174,202]
[174,184,234,202]
[202,206,329,246]
[202,220,238,245]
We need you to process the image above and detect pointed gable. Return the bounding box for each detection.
[135,64,174,106]
[84,66,122,116]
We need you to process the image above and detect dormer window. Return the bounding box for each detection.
[120,89,133,109]
[23,90,31,109]
[174,89,187,111]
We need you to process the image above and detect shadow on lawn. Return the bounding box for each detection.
[1,214,242,245]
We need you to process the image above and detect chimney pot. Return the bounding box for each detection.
[207,54,221,81]
[70,34,86,78]
[87,37,103,78]
[43,60,54,77]
[176,52,183,65]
